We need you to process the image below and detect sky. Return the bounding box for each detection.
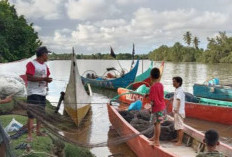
[9,0,232,54]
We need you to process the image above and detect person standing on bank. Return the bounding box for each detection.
[172,76,185,146]
[26,46,52,142]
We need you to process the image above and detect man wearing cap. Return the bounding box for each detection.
[25,46,52,142]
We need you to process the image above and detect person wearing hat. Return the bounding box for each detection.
[25,46,52,142]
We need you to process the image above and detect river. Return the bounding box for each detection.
[1,59,232,157]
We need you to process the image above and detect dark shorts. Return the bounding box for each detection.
[150,110,167,124]
[27,95,46,119]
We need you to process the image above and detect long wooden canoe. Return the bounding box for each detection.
[194,84,232,101]
[81,60,139,90]
[64,49,92,126]
[117,88,232,125]
[107,103,232,157]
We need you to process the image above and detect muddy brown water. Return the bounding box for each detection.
[1,59,232,157]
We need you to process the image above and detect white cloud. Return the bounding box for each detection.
[116,0,147,5]
[65,0,120,20]
[10,0,64,20]
[14,0,230,54]
[32,25,42,32]
[45,7,230,53]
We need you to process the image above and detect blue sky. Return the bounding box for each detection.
[9,0,232,54]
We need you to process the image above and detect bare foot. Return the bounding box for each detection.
[26,137,33,142]
[174,142,182,146]
[149,137,155,141]
[36,132,47,137]
[154,140,160,147]
[149,141,154,145]
[171,138,178,142]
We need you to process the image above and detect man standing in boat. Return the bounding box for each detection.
[172,76,185,146]
[148,68,166,147]
[26,46,52,142]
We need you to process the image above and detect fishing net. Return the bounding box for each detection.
[13,99,155,149]
[119,110,177,140]
[165,92,200,103]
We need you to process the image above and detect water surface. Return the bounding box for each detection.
[1,59,232,156]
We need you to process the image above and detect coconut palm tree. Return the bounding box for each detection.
[193,36,200,49]
[183,31,192,46]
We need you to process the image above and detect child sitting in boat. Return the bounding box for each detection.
[148,67,166,147]
[172,76,185,146]
[196,129,224,157]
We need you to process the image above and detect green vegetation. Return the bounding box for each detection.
[49,52,148,60]
[148,42,203,62]
[149,31,232,63]
[0,0,41,63]
[0,115,95,157]
[1,0,232,64]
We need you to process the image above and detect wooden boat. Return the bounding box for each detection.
[107,103,232,157]
[131,61,153,89]
[128,61,164,90]
[193,83,232,101]
[81,60,139,90]
[117,88,232,125]
[64,50,92,126]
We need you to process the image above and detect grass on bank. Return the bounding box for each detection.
[0,108,95,157]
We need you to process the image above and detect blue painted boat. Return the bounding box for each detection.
[81,60,139,90]
[193,83,232,101]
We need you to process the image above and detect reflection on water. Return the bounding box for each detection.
[1,59,232,156]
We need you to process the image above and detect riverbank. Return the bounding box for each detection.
[0,115,95,157]
[0,97,95,157]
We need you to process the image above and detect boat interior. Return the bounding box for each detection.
[160,133,202,157]
[82,68,127,80]
[115,104,228,157]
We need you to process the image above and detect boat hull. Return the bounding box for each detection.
[64,50,92,126]
[118,88,232,125]
[132,77,151,89]
[108,104,232,157]
[107,104,174,157]
[132,61,153,89]
[193,84,232,101]
[64,104,91,126]
[81,60,139,90]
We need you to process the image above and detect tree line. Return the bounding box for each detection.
[49,53,148,60]
[1,1,232,64]
[148,31,232,63]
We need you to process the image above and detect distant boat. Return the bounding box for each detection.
[117,88,232,125]
[81,60,139,90]
[107,103,232,157]
[193,82,232,101]
[63,49,92,126]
